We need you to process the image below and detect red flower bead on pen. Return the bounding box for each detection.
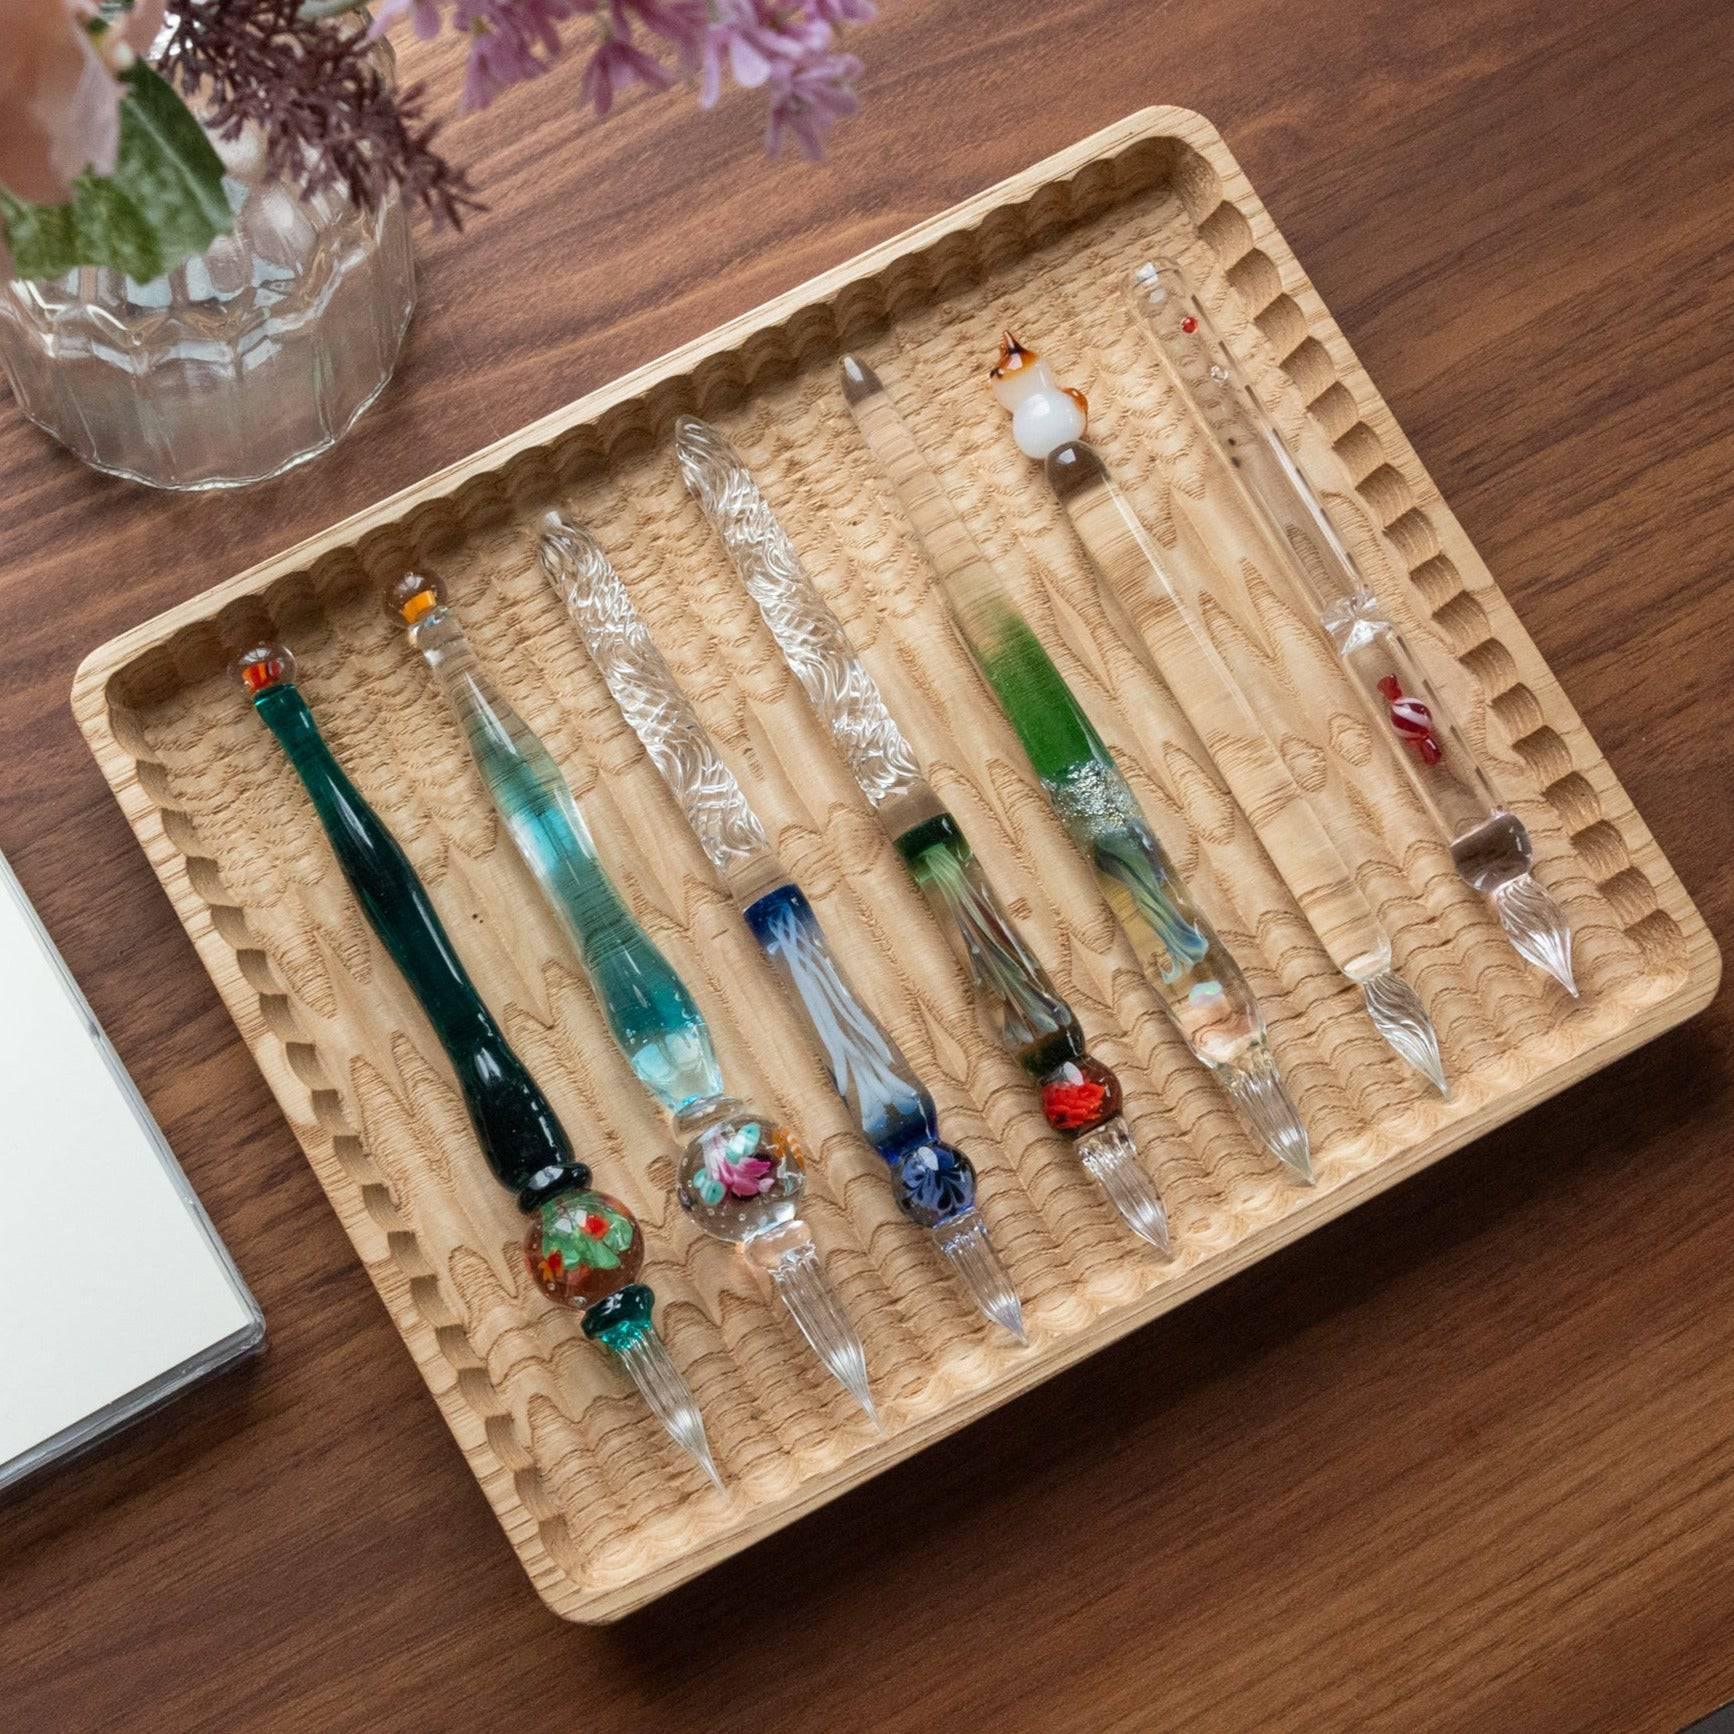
[1039,1057,1124,1136]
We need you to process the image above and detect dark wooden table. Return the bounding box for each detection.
[4,2,1730,1727]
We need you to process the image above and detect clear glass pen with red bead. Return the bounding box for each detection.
[676,416,1171,1253]
[1125,260,1576,995]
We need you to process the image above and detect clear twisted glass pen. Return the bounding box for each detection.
[538,513,1028,1344]
[233,642,720,1488]
[840,353,1310,1180]
[1126,258,1576,995]
[676,415,1172,1251]
[385,574,878,1424]
[988,337,1447,1095]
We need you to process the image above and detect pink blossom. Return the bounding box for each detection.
[0,0,166,205]
[764,49,860,159]
[605,0,706,61]
[369,0,447,41]
[696,0,834,104]
[579,34,673,117]
[735,0,834,68]
[443,0,578,112]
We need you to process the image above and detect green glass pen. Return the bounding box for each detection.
[675,416,1172,1251]
[236,641,722,1487]
[840,354,1310,1179]
[385,575,877,1425]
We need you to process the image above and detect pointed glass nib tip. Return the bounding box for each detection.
[1491,872,1578,997]
[601,1322,724,1491]
[932,1209,1027,1344]
[1076,1116,1172,1255]
[1362,970,1449,1096]
[1220,1045,1312,1181]
[762,1237,881,1429]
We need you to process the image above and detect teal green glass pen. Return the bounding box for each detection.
[386,577,877,1425]
[235,641,721,1487]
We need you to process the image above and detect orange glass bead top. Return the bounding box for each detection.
[235,643,298,695]
[385,568,448,625]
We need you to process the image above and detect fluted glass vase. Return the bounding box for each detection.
[0,32,415,492]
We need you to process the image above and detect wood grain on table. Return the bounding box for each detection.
[2,1,1730,1728]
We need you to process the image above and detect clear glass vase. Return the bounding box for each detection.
[0,35,415,492]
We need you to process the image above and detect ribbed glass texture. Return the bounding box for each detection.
[0,41,413,490]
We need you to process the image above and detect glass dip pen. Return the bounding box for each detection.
[988,334,1447,1095]
[675,415,1172,1251]
[839,353,1311,1181]
[1126,257,1576,996]
[538,513,1028,1345]
[386,572,878,1424]
[235,641,721,1487]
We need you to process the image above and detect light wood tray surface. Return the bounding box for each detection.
[72,108,1719,1622]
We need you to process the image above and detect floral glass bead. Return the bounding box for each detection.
[891,1139,978,1228]
[1039,1056,1123,1136]
[525,1188,645,1309]
[675,1110,808,1243]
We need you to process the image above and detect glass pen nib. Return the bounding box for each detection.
[1491,872,1578,998]
[1220,1045,1313,1182]
[603,1322,725,1492]
[748,1224,880,1429]
[1361,970,1448,1096]
[1075,1116,1172,1253]
[933,1208,1027,1345]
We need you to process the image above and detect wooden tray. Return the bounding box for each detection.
[72,108,1719,1623]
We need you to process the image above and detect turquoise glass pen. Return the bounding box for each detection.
[236,641,720,1487]
[386,574,877,1424]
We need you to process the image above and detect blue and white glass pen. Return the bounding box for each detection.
[538,514,1027,1345]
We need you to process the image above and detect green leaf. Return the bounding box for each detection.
[568,1234,622,1272]
[599,1210,637,1254]
[1,60,233,283]
[0,198,81,279]
[114,60,232,261]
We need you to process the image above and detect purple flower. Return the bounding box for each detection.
[737,0,834,66]
[450,0,574,111]
[715,1150,776,1198]
[579,33,673,116]
[369,0,446,41]
[764,48,859,159]
[370,0,872,163]
[697,0,834,104]
[606,0,706,61]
